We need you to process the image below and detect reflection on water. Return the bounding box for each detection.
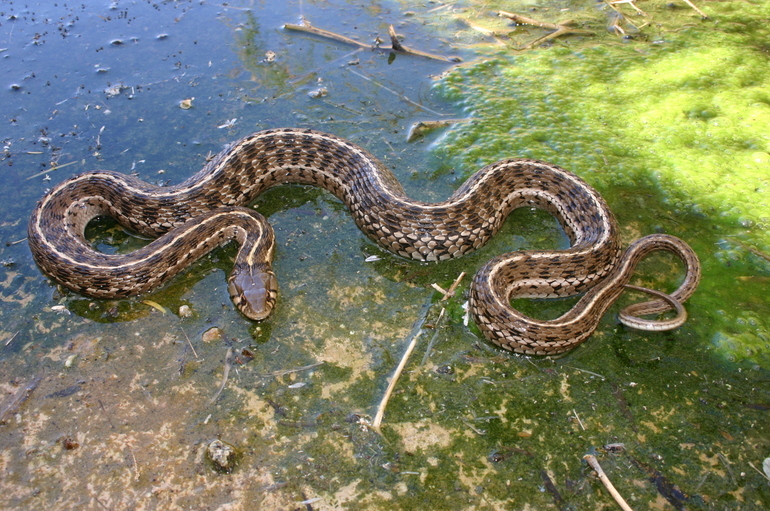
[0,1,768,509]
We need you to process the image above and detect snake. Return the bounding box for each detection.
[27,128,701,355]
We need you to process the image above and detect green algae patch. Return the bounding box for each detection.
[434,1,770,366]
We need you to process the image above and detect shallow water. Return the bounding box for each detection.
[1,1,769,509]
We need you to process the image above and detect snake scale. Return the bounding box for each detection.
[28,128,701,355]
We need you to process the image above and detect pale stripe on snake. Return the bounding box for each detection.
[27,128,701,355]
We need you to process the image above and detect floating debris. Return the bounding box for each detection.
[308,87,328,99]
[263,50,276,62]
[407,119,472,142]
[104,83,128,98]
[141,299,167,314]
[179,98,194,109]
[217,118,237,129]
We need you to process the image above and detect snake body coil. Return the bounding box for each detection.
[28,128,700,354]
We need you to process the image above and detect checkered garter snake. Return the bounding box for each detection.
[28,128,700,355]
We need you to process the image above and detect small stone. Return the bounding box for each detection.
[308,87,328,99]
[179,98,194,109]
[207,439,238,473]
[201,327,222,343]
[178,305,192,318]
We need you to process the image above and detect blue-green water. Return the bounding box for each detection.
[0,1,768,509]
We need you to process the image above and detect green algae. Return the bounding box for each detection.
[434,0,770,366]
[2,1,770,509]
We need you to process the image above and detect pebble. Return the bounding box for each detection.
[207,439,237,472]
[178,305,192,318]
[201,327,222,343]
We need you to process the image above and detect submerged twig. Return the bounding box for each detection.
[347,69,445,116]
[259,362,324,378]
[371,331,422,434]
[748,461,770,483]
[180,327,199,359]
[573,409,586,430]
[209,347,233,406]
[420,307,446,366]
[498,11,594,50]
[387,24,461,62]
[0,373,43,424]
[98,399,116,429]
[4,330,20,347]
[285,20,461,62]
[25,160,78,180]
[584,454,634,511]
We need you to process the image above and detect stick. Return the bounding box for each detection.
[370,331,422,434]
[573,409,586,430]
[180,327,199,359]
[285,22,371,49]
[4,330,20,347]
[285,21,460,62]
[420,307,446,366]
[259,362,324,378]
[441,272,466,301]
[347,69,445,116]
[208,347,233,406]
[583,454,635,511]
[498,11,565,29]
[25,160,78,180]
[498,11,593,50]
[387,24,461,62]
[681,0,708,18]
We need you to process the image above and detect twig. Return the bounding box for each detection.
[430,272,466,300]
[4,330,20,347]
[371,331,422,434]
[208,347,233,406]
[285,21,460,62]
[285,22,370,49]
[498,11,566,29]
[420,307,446,366]
[98,399,116,429]
[520,25,594,50]
[748,461,770,483]
[180,327,199,359]
[259,361,324,378]
[387,24,461,62]
[681,0,708,18]
[573,409,586,430]
[347,69,445,116]
[0,373,43,424]
[567,366,606,380]
[25,160,78,180]
[583,454,635,511]
[370,297,434,433]
[128,446,140,481]
[498,11,593,50]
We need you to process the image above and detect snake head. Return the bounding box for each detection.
[228,269,278,321]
